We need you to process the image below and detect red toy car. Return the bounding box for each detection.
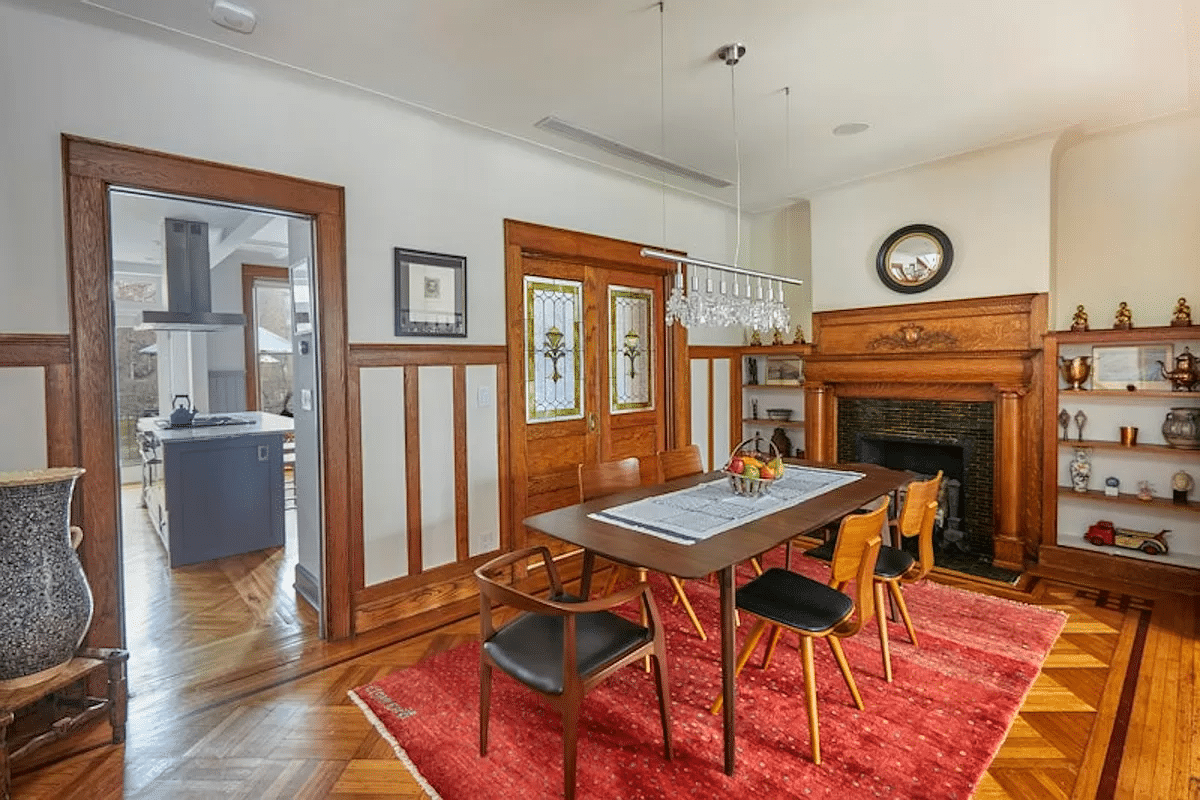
[1084,520,1169,555]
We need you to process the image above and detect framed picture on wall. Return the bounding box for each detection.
[765,357,802,385]
[1091,344,1172,391]
[394,247,467,337]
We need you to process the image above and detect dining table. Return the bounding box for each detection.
[522,459,912,776]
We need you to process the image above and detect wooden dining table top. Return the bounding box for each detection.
[523,460,912,579]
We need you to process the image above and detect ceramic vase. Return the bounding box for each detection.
[1068,449,1091,493]
[0,467,93,686]
[1162,407,1200,450]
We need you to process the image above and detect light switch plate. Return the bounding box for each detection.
[477,386,492,408]
[300,389,312,411]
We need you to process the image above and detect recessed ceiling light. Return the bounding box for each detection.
[832,122,870,136]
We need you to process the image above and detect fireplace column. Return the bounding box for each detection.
[994,387,1025,571]
[804,382,835,462]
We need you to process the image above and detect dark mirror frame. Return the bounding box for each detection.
[875,223,953,294]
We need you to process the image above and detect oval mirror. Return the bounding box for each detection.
[876,224,953,293]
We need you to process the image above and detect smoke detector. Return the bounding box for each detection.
[210,0,257,34]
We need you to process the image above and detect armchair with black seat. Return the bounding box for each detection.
[475,545,673,800]
[709,499,887,765]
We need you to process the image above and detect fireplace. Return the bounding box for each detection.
[802,293,1048,572]
[838,398,994,560]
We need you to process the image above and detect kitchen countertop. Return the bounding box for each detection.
[136,411,294,442]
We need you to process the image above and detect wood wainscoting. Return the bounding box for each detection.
[347,343,510,636]
[804,293,1048,571]
[0,334,77,469]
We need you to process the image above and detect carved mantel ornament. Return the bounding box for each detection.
[867,323,959,351]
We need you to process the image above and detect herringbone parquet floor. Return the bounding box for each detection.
[8,490,1198,799]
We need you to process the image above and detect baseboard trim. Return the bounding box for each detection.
[294,564,320,612]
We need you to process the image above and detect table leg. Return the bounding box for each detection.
[579,550,596,599]
[719,565,736,775]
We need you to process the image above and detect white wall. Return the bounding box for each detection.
[808,136,1057,312]
[1053,113,1200,330]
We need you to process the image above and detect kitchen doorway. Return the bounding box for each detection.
[108,189,327,699]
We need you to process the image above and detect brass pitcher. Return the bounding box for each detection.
[1159,347,1199,392]
[1059,355,1092,390]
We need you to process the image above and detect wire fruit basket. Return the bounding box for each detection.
[722,434,784,497]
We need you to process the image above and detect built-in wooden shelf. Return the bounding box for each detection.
[1057,440,1200,458]
[1058,389,1200,400]
[1051,324,1199,345]
[1057,486,1200,514]
[743,418,805,429]
[741,343,812,356]
[743,383,805,390]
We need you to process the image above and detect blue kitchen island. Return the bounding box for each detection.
[137,412,293,567]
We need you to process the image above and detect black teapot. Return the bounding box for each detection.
[169,394,196,426]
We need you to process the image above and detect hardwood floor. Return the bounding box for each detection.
[9,497,1199,799]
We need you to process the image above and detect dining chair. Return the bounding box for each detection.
[583,458,708,641]
[802,471,941,682]
[476,545,672,800]
[708,499,887,765]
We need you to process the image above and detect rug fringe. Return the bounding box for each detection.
[348,689,444,800]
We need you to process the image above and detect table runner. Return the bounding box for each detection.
[589,465,864,544]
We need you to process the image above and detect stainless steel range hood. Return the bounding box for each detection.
[138,218,246,331]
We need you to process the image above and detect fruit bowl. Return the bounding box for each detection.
[722,435,784,497]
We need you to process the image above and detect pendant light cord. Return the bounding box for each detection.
[658,2,667,249]
[730,61,742,270]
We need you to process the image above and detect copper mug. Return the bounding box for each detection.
[1120,426,1138,446]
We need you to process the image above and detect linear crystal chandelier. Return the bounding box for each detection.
[644,40,801,330]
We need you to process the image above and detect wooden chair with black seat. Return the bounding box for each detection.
[804,470,942,683]
[475,545,673,800]
[583,457,708,642]
[708,499,887,766]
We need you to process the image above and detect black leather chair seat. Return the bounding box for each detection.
[484,611,651,696]
[806,539,915,580]
[736,568,854,633]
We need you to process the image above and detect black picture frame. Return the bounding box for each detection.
[394,247,467,337]
[875,223,953,294]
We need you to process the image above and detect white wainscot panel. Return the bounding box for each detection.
[690,359,710,470]
[0,368,47,471]
[359,367,408,585]
[712,358,731,467]
[419,366,457,569]
[466,365,500,557]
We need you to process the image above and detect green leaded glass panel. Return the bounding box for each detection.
[609,286,653,413]
[525,276,584,422]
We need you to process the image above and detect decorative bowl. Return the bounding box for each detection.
[765,408,792,421]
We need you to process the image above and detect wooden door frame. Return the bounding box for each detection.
[502,219,689,547]
[241,264,291,411]
[62,135,354,644]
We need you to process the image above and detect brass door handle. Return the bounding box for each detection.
[588,412,597,432]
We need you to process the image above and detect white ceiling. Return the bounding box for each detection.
[20,0,1200,211]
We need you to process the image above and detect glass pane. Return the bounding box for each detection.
[255,281,294,415]
[525,276,584,423]
[609,286,654,413]
[113,326,159,467]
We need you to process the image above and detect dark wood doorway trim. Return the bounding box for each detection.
[62,135,353,643]
[241,264,291,411]
[502,219,689,546]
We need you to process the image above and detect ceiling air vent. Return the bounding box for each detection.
[535,116,732,189]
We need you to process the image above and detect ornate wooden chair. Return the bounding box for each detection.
[475,545,672,800]
[583,458,707,641]
[709,499,887,765]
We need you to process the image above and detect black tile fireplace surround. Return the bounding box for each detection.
[837,397,995,558]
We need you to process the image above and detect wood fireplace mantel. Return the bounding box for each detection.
[804,293,1048,571]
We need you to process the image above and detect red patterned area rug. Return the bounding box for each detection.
[351,555,1065,799]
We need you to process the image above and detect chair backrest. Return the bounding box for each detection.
[828,499,887,635]
[578,456,643,502]
[897,471,942,540]
[655,444,704,483]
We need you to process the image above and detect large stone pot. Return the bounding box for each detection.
[0,467,93,686]
[1162,407,1200,450]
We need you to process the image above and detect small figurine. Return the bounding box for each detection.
[1069,448,1091,493]
[749,329,763,347]
[1172,470,1194,504]
[1113,301,1133,330]
[1070,305,1089,332]
[792,324,806,345]
[751,399,759,419]
[1058,408,1071,440]
[1104,476,1120,497]
[1073,409,1087,442]
[747,358,759,385]
[1171,297,1192,327]
[772,328,785,346]
[1136,480,1154,501]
